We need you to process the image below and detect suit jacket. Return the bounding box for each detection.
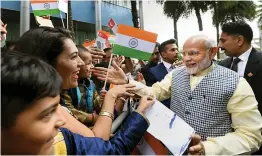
[140,61,158,86]
[220,49,262,154]
[148,63,171,108]
[219,48,262,113]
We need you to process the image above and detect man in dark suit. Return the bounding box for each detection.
[218,21,262,154]
[140,42,161,86]
[147,39,178,108]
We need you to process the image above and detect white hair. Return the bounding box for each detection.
[189,34,217,51]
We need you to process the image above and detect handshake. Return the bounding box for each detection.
[100,84,155,114]
[99,84,205,155]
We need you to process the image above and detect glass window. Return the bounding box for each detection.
[103,0,131,9]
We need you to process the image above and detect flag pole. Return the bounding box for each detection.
[60,12,65,28]
[102,53,113,90]
[57,1,65,28]
[66,0,69,29]
[67,12,69,29]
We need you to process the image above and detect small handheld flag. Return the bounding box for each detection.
[30,0,60,16]
[113,24,158,61]
[58,0,68,13]
[108,18,118,35]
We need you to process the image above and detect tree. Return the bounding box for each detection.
[159,1,190,46]
[186,1,209,31]
[256,1,262,29]
[209,1,256,59]
[216,1,256,24]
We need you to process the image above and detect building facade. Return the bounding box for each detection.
[1,0,133,44]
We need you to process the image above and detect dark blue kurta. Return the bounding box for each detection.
[60,111,149,155]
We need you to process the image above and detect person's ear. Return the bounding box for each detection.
[209,47,218,59]
[237,35,244,46]
[161,51,166,58]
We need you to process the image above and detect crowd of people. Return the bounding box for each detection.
[1,18,262,155]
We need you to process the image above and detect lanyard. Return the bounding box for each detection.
[76,81,94,113]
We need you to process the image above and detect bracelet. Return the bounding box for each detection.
[99,111,114,120]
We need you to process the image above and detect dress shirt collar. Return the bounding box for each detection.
[233,46,252,62]
[162,60,172,70]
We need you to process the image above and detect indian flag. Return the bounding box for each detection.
[58,0,68,13]
[113,24,158,60]
[108,35,115,45]
[31,0,60,16]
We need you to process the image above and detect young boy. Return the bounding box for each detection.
[61,45,101,126]
[1,51,155,155]
[67,45,125,126]
[76,45,128,115]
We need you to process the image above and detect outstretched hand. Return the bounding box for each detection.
[188,134,205,155]
[91,60,127,85]
[135,72,146,84]
[136,96,155,114]
[87,47,105,60]
[107,84,136,98]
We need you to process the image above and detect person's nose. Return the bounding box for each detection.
[218,41,223,48]
[77,56,85,67]
[55,108,66,128]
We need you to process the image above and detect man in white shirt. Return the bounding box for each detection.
[147,39,178,86]
[219,21,262,154]
[92,34,262,155]
[147,39,178,108]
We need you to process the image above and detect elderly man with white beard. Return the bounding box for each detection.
[92,35,262,155]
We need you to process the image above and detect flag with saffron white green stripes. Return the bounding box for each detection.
[113,24,158,61]
[30,0,60,16]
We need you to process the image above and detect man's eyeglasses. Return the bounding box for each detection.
[182,51,200,57]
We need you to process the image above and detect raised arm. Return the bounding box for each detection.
[62,96,155,155]
[92,61,173,101]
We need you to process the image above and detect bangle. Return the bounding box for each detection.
[99,111,114,120]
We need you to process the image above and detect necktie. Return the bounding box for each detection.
[168,66,174,72]
[230,57,241,72]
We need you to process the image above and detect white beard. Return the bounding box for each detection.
[186,55,211,75]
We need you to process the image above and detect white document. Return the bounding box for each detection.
[144,100,195,155]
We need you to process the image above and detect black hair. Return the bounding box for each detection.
[1,50,62,128]
[104,48,112,53]
[76,45,90,55]
[5,40,17,50]
[159,39,177,55]
[14,27,74,67]
[222,21,253,43]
